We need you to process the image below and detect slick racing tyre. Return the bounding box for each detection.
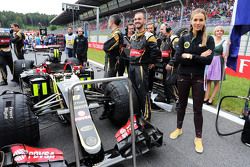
[104,80,139,126]
[13,60,34,82]
[0,91,40,147]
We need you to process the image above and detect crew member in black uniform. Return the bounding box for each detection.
[118,23,135,76]
[74,27,88,65]
[146,22,158,93]
[103,14,123,77]
[159,23,179,104]
[10,23,25,59]
[169,8,215,154]
[0,31,13,86]
[129,12,160,121]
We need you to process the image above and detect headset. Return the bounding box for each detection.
[163,23,172,33]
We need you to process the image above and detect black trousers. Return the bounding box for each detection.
[118,58,129,76]
[164,68,179,102]
[76,53,87,65]
[14,47,24,59]
[148,67,155,92]
[177,75,204,138]
[104,55,118,78]
[129,64,151,120]
[66,48,75,58]
[0,51,13,80]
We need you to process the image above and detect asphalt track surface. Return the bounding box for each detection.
[1,50,250,167]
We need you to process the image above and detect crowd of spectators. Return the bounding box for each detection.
[88,0,234,31]
[23,33,57,49]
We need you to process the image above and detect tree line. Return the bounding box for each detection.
[0,11,56,29]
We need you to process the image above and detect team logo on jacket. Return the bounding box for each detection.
[184,41,190,49]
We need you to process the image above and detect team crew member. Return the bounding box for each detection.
[118,23,135,76]
[129,12,160,121]
[159,23,179,104]
[103,14,123,77]
[169,8,215,153]
[64,27,76,58]
[146,22,158,93]
[10,23,25,59]
[0,31,13,86]
[74,27,88,65]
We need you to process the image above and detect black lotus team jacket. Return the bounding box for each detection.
[129,30,160,65]
[103,28,123,60]
[175,31,215,77]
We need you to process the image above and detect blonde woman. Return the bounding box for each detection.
[169,8,215,153]
[204,26,228,105]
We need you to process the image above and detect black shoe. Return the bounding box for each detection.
[203,99,208,103]
[0,81,7,86]
[206,100,213,105]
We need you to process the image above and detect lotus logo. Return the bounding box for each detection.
[13,149,27,161]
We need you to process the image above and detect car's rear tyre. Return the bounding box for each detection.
[0,91,40,147]
[13,60,34,82]
[104,80,139,126]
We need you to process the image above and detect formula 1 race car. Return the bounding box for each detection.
[0,47,163,166]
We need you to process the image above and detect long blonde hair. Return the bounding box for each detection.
[190,8,207,47]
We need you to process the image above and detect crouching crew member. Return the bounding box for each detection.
[129,12,160,121]
[103,14,123,77]
[74,27,88,65]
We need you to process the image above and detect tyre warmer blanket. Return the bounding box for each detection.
[0,144,67,167]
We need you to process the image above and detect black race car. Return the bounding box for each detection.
[0,47,163,167]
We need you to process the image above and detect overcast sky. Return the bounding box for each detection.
[0,0,76,15]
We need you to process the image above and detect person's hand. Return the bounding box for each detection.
[201,49,212,57]
[165,64,173,71]
[182,53,192,59]
[148,64,155,69]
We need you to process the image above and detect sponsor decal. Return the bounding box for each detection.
[225,55,250,80]
[3,107,14,120]
[162,50,171,58]
[74,104,88,110]
[11,145,64,163]
[74,101,87,105]
[80,125,94,132]
[184,41,190,49]
[130,49,144,57]
[75,115,91,121]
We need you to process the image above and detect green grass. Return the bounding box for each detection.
[88,48,105,64]
[87,48,250,115]
[212,75,249,115]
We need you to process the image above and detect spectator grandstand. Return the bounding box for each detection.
[86,0,234,31]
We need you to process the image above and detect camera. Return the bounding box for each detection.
[10,29,13,34]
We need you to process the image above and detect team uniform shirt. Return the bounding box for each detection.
[175,31,215,77]
[129,30,159,65]
[103,28,123,59]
